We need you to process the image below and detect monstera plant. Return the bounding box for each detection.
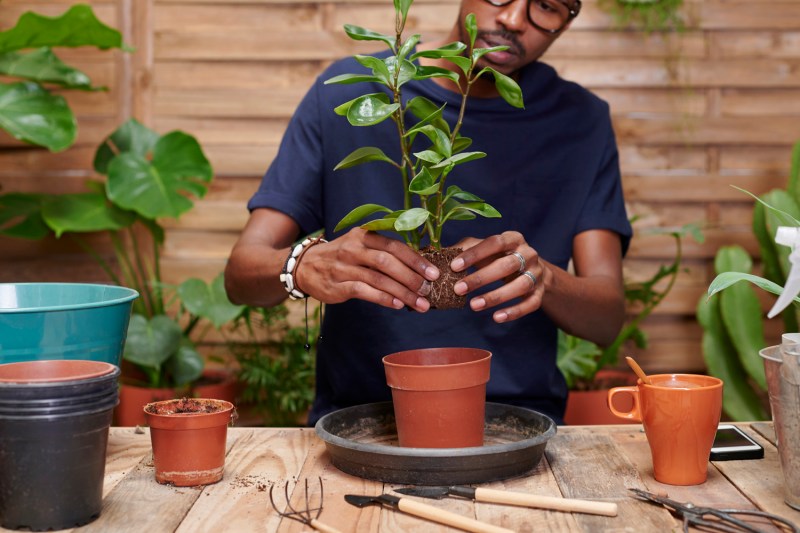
[0,118,243,389]
[0,4,127,152]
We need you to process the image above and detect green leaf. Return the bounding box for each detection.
[464,13,478,48]
[398,34,421,61]
[325,73,383,86]
[697,295,767,421]
[386,57,417,88]
[335,146,397,170]
[732,185,800,227]
[472,45,508,64]
[94,118,160,174]
[452,136,473,153]
[444,201,501,222]
[178,274,245,329]
[414,65,460,85]
[410,41,467,60]
[409,167,438,196]
[334,203,392,232]
[0,192,50,239]
[168,341,204,387]
[405,97,450,133]
[714,246,767,390]
[394,0,414,22]
[413,150,444,165]
[346,93,400,126]
[0,5,127,53]
[123,314,181,370]
[0,48,96,90]
[343,24,395,51]
[432,151,486,169]
[42,192,137,237]
[446,55,472,74]
[354,55,392,85]
[479,67,524,109]
[361,216,399,232]
[413,124,452,158]
[106,131,213,220]
[444,185,482,203]
[0,81,75,151]
[707,271,788,300]
[394,208,430,231]
[556,330,602,389]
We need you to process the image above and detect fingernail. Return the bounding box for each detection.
[471,297,485,310]
[454,281,467,295]
[418,280,432,297]
[451,258,464,271]
[494,311,508,322]
[416,297,430,312]
[425,266,439,280]
[393,298,404,309]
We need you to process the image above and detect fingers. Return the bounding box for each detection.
[469,269,544,323]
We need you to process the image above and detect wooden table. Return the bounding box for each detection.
[14,422,800,533]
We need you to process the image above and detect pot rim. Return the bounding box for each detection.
[638,373,723,390]
[759,344,781,363]
[0,282,138,314]
[0,361,119,384]
[144,398,235,430]
[383,347,491,368]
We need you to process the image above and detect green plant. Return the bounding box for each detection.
[233,304,320,426]
[0,118,238,389]
[0,4,128,152]
[329,0,523,251]
[558,222,703,389]
[599,0,684,34]
[702,139,800,421]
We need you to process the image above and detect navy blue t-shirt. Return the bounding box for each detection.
[248,53,632,425]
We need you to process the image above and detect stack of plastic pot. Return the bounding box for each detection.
[0,360,121,530]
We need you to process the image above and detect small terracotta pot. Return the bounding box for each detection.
[143,398,234,487]
[383,347,491,448]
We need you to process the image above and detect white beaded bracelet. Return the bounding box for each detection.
[279,235,327,300]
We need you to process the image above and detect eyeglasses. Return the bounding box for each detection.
[481,0,581,34]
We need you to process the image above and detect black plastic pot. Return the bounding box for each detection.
[0,361,119,530]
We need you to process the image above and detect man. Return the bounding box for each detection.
[225,0,632,425]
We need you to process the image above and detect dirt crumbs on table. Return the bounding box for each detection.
[144,398,225,415]
[231,475,270,492]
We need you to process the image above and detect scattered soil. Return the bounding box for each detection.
[420,246,466,310]
[144,397,227,415]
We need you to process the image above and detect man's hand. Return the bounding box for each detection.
[450,231,547,323]
[296,228,440,312]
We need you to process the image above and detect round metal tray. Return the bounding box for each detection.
[314,402,556,485]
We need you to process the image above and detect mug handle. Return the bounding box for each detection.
[607,386,641,421]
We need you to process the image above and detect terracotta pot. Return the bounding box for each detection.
[383,347,491,448]
[143,398,234,486]
[564,369,639,426]
[115,369,239,426]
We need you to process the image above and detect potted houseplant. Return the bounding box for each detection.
[329,0,523,309]
[558,222,702,424]
[0,118,244,425]
[0,4,127,153]
[326,0,523,447]
[702,139,800,509]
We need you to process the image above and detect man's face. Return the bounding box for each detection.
[458,0,569,76]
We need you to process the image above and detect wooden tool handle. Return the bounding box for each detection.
[309,518,343,533]
[397,497,514,533]
[474,487,618,517]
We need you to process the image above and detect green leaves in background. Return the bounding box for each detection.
[0,4,128,152]
[179,274,246,329]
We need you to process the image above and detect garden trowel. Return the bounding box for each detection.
[395,485,618,516]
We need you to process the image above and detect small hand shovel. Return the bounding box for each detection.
[396,486,618,517]
[345,493,514,533]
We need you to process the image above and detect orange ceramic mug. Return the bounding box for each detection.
[608,374,723,486]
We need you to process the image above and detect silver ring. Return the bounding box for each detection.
[522,270,537,289]
[508,251,526,275]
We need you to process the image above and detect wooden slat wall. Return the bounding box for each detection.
[2,0,800,373]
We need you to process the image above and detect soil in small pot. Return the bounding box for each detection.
[144,397,228,416]
[420,246,466,310]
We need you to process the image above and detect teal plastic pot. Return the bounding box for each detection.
[0,283,138,365]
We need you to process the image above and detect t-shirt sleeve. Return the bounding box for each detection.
[574,113,632,256]
[247,78,325,235]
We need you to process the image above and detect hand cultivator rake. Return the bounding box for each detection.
[269,477,341,533]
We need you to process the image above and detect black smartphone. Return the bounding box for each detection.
[709,424,764,461]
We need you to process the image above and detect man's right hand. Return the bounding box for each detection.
[295,228,439,312]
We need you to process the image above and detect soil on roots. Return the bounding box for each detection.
[420,246,466,310]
